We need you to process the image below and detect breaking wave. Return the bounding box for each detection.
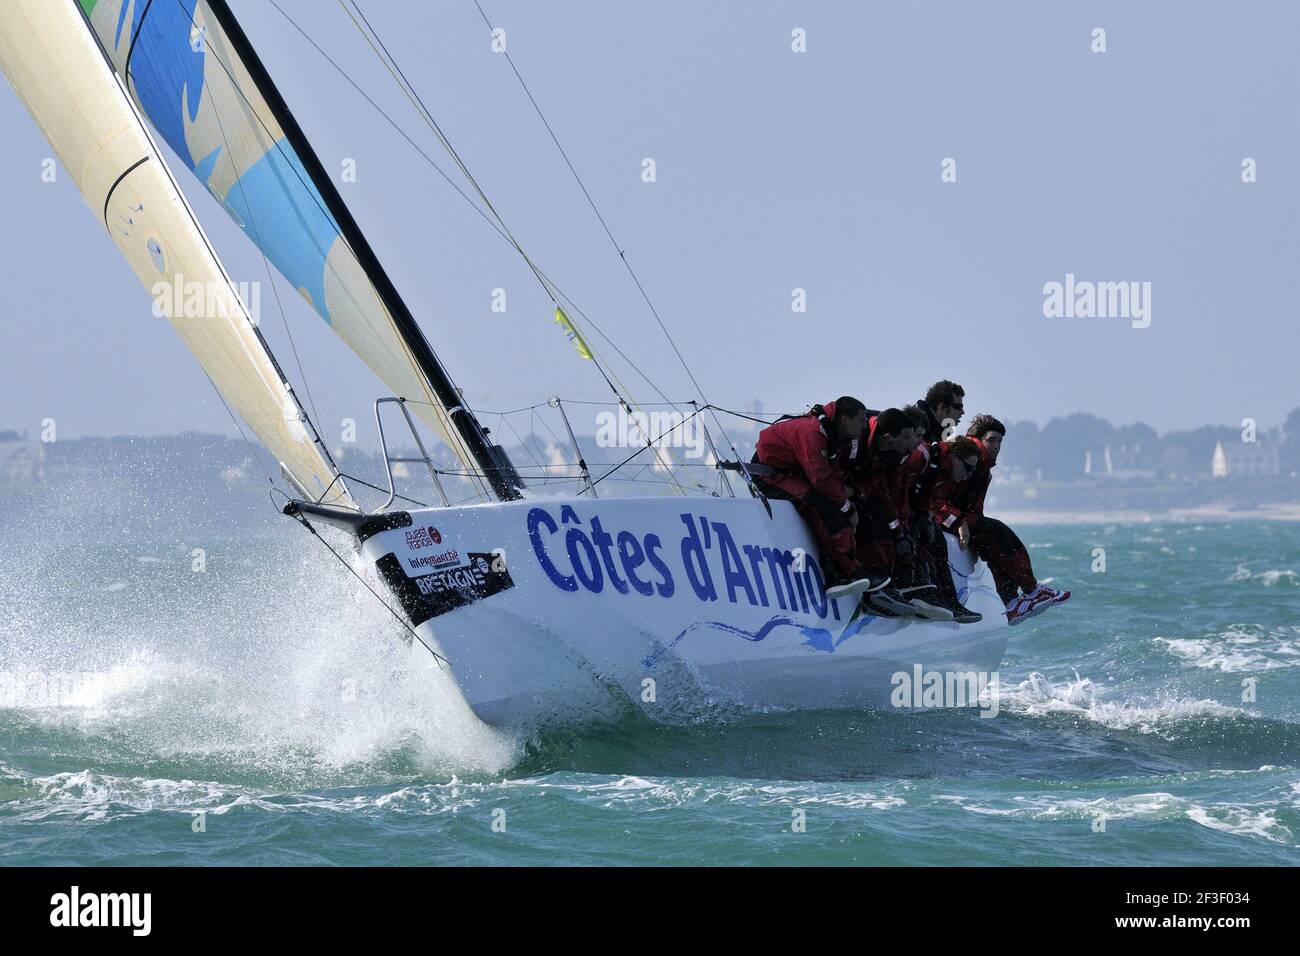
[1155,624,1300,673]
[1001,670,1246,735]
[0,525,520,788]
[1228,565,1298,587]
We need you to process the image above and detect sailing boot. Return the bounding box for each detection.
[825,567,891,600]
[897,584,955,622]
[947,602,983,624]
[902,584,983,624]
[866,585,917,618]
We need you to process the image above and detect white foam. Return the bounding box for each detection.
[12,768,235,823]
[957,789,1296,844]
[0,532,521,780]
[1185,805,1292,842]
[510,773,910,811]
[1260,570,1298,587]
[4,772,911,819]
[1156,624,1300,673]
[1228,565,1298,586]
[1004,670,1244,733]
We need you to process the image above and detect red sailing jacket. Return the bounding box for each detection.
[955,437,994,518]
[754,400,853,507]
[929,439,993,530]
[845,414,913,533]
[892,443,934,530]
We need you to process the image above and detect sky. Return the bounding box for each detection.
[1,0,1297,450]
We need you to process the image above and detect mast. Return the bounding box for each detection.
[206,0,523,502]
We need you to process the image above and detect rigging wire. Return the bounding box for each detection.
[264,0,685,428]
[468,0,750,463]
[406,397,772,493]
[261,0,696,494]
[336,0,615,388]
[335,472,430,508]
[203,369,282,492]
[341,0,687,494]
[172,0,492,501]
[181,0,744,497]
[282,503,451,667]
[204,0,686,499]
[587,406,704,492]
[497,411,546,477]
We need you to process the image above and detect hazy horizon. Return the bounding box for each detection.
[0,405,1290,444]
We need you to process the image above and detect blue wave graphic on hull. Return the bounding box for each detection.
[644,611,876,669]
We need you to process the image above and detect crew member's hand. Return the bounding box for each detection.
[957,521,971,550]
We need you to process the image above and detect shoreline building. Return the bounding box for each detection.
[1212,440,1281,478]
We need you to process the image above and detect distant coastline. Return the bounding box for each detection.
[999,503,1300,525]
[2,431,1297,526]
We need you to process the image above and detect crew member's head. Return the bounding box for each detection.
[831,396,868,439]
[873,407,915,453]
[946,435,981,480]
[925,380,966,431]
[902,404,929,448]
[966,414,1006,462]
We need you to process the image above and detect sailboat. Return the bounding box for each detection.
[1,0,1009,725]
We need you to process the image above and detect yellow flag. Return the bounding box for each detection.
[554,306,593,360]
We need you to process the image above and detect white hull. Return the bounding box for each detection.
[351,496,1009,725]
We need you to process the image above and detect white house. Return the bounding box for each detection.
[1212,440,1280,478]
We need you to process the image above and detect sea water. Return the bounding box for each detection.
[2,490,1298,865]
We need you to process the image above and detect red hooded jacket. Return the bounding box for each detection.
[891,442,935,530]
[754,400,854,507]
[844,414,914,533]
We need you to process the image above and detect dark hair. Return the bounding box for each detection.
[966,414,1006,439]
[873,407,911,437]
[949,435,980,462]
[902,404,928,430]
[832,396,866,422]
[925,380,965,407]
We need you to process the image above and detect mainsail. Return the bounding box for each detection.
[0,0,351,507]
[79,0,523,501]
